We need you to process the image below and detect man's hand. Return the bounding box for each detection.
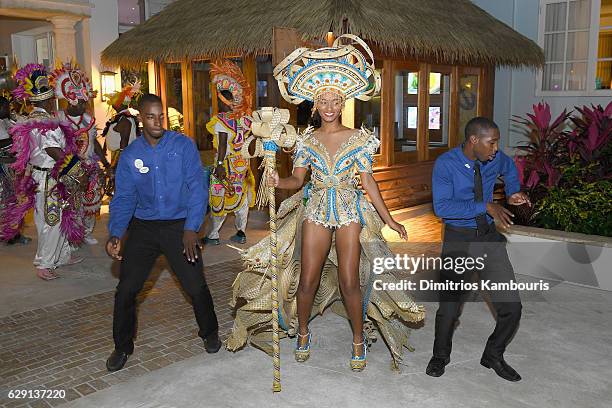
[507,192,531,207]
[486,202,515,229]
[106,236,122,260]
[183,230,201,263]
[213,165,226,180]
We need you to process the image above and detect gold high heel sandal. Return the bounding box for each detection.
[350,333,367,372]
[295,331,312,362]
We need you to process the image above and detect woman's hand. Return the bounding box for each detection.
[267,170,279,187]
[388,220,408,241]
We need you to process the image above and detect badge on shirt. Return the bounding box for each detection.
[134,159,149,173]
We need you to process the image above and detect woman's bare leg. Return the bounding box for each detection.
[297,220,333,345]
[335,222,364,354]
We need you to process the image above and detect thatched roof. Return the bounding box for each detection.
[102,0,544,69]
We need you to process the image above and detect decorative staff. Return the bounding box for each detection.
[241,107,298,392]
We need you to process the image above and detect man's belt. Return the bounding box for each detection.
[445,222,496,237]
[32,165,51,171]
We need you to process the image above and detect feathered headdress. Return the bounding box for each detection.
[210,60,252,118]
[12,63,54,102]
[50,60,97,105]
[105,80,141,111]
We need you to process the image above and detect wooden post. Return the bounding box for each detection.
[417,62,430,162]
[380,59,394,168]
[448,65,460,148]
[159,63,168,129]
[478,66,495,119]
[181,59,194,138]
[242,56,257,111]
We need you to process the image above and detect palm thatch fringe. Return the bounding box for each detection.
[102,0,543,69]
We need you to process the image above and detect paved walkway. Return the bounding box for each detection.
[1,207,610,407]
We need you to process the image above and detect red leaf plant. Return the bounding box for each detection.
[512,102,570,190]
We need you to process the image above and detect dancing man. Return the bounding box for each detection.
[105,93,220,372]
[427,117,530,381]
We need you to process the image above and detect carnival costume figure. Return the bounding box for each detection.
[0,95,31,245]
[226,36,425,372]
[100,81,140,197]
[1,64,87,280]
[51,61,102,245]
[203,60,255,245]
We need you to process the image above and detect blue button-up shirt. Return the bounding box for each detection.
[432,146,520,228]
[109,131,208,238]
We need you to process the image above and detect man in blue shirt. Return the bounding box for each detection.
[426,117,530,382]
[105,94,220,372]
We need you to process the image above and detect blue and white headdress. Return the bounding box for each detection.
[273,34,381,105]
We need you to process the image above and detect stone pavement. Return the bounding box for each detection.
[1,206,611,407]
[0,259,242,408]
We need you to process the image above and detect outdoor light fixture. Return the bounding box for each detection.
[100,70,117,102]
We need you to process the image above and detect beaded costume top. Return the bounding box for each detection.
[293,126,379,228]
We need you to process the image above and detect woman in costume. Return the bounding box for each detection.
[227,35,424,371]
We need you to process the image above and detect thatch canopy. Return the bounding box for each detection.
[102,0,544,69]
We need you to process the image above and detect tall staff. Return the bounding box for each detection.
[242,107,297,392]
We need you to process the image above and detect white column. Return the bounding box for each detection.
[48,15,81,63]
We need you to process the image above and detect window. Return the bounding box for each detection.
[35,33,53,68]
[352,60,383,142]
[256,56,281,109]
[393,68,419,153]
[459,69,479,140]
[192,61,214,163]
[164,62,183,132]
[539,0,612,94]
[428,68,451,149]
[596,0,612,88]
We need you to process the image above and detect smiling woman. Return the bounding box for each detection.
[226,36,425,381]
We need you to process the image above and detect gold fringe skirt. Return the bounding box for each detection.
[226,189,425,369]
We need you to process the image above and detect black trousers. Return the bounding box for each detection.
[113,218,219,354]
[433,224,522,361]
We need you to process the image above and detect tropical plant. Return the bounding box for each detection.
[512,102,571,190]
[533,178,612,236]
[511,101,612,236]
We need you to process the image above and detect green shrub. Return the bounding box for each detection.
[533,178,612,236]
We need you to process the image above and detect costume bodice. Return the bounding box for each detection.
[293,127,379,228]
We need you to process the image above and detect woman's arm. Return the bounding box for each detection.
[360,172,407,240]
[269,167,308,190]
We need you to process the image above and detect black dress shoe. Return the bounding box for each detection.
[481,357,521,382]
[203,331,222,354]
[106,350,130,372]
[425,356,450,377]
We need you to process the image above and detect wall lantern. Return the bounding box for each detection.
[100,70,117,102]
